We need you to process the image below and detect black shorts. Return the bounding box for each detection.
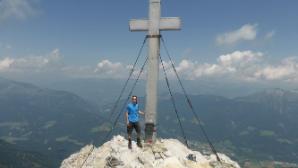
[127,121,141,135]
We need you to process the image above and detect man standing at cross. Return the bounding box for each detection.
[129,0,181,144]
[126,95,145,149]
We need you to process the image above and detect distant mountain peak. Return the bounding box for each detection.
[61,135,240,168]
[235,87,298,102]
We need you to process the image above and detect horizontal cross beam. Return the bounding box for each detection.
[129,17,181,32]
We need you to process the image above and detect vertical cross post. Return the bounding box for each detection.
[129,0,181,143]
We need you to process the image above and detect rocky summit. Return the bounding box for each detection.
[61,135,240,168]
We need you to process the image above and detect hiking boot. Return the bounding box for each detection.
[137,138,142,148]
[128,139,132,149]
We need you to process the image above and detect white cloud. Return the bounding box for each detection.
[217,50,263,66]
[94,59,134,78]
[94,60,124,74]
[0,57,14,70]
[254,66,294,80]
[176,59,194,72]
[216,24,257,45]
[254,57,298,80]
[171,51,262,80]
[0,50,140,79]
[91,53,298,82]
[1,49,298,83]
[0,49,63,73]
[164,51,298,83]
[92,59,147,79]
[0,0,39,22]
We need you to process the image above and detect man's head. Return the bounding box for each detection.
[131,95,137,104]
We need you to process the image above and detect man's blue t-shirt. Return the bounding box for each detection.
[127,103,139,122]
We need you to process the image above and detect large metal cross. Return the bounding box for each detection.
[129,0,181,143]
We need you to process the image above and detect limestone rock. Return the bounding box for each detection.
[61,135,240,168]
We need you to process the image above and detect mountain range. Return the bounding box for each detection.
[153,88,298,165]
[0,76,297,167]
[0,77,107,167]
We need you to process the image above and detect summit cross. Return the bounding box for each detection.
[129,0,181,143]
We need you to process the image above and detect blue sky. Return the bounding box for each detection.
[0,0,298,84]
